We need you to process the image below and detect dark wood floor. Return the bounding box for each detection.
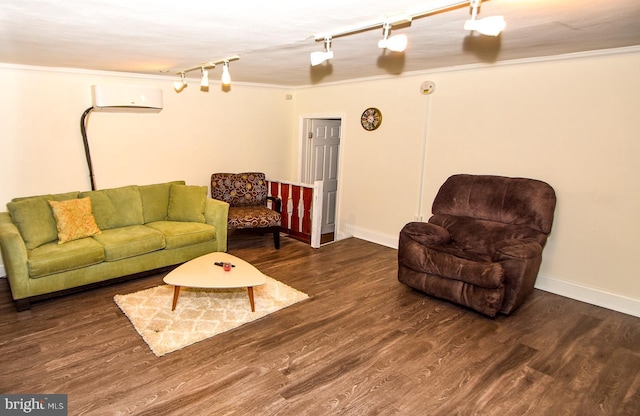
[1,236,639,415]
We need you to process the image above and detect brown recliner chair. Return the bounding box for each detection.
[211,172,282,249]
[398,174,556,317]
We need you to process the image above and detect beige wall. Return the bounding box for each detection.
[293,50,640,315]
[0,66,295,204]
[1,49,639,315]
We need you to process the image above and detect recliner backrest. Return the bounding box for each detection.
[432,174,556,235]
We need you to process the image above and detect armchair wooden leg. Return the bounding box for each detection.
[274,230,280,249]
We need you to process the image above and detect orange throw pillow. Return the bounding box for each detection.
[48,197,101,244]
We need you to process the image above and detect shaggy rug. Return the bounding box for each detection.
[114,276,308,356]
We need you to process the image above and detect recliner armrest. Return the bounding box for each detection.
[493,239,542,260]
[400,222,451,246]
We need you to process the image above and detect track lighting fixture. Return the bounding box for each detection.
[464,0,505,36]
[310,37,334,66]
[377,22,408,52]
[173,55,239,92]
[200,67,209,88]
[221,61,231,85]
[173,72,187,92]
[311,0,505,64]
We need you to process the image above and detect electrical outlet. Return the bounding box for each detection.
[420,81,436,95]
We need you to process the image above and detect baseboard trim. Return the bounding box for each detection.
[344,224,399,249]
[344,223,640,318]
[535,274,639,318]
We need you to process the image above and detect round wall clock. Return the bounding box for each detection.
[361,107,382,131]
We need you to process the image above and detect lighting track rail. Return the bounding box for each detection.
[310,0,505,65]
[173,55,240,92]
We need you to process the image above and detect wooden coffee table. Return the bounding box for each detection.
[163,252,267,312]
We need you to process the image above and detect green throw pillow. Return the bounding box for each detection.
[7,196,59,249]
[167,184,206,223]
[139,181,185,223]
[7,192,80,249]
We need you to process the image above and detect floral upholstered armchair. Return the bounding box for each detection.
[210,172,282,249]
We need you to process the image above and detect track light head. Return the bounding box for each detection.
[464,15,506,36]
[311,37,333,66]
[310,50,334,66]
[221,61,231,85]
[465,0,505,36]
[378,23,407,52]
[173,72,187,92]
[200,67,209,88]
[377,34,408,52]
[173,80,184,91]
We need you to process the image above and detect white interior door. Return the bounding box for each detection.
[307,119,341,235]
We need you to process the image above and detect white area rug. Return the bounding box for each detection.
[114,276,308,356]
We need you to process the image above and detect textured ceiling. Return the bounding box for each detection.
[1,0,639,86]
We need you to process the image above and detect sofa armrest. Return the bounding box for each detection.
[0,212,31,300]
[204,198,230,252]
[493,239,542,261]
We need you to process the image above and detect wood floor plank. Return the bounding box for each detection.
[0,235,638,415]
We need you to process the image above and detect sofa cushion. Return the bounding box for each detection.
[167,184,206,223]
[80,185,144,230]
[146,221,216,250]
[139,181,185,223]
[48,197,102,244]
[7,192,80,249]
[91,225,165,261]
[28,238,105,278]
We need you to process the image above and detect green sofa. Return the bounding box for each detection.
[0,181,229,311]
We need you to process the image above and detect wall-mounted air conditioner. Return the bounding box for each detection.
[91,85,163,112]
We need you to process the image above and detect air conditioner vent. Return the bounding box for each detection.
[91,85,163,112]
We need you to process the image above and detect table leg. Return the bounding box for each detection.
[171,285,181,311]
[247,287,256,312]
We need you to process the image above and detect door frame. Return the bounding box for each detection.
[297,113,346,243]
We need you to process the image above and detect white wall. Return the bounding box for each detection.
[293,49,640,316]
